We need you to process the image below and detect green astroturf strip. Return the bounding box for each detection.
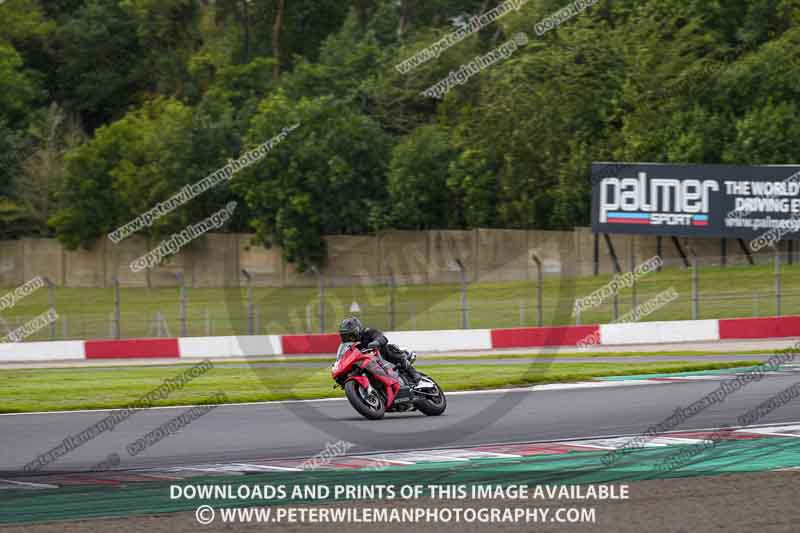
[597,364,792,381]
[2,437,799,524]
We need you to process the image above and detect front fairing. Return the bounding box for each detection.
[331,342,372,379]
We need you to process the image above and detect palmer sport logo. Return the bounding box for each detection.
[599,172,719,227]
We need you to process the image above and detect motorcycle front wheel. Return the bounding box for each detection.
[344,380,386,420]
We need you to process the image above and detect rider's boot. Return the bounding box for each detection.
[401,354,422,385]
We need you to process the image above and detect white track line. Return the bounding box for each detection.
[0,478,59,489]
[564,443,616,450]
[332,421,800,462]
[229,464,303,472]
[359,457,415,465]
[123,422,800,475]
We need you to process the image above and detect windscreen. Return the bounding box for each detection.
[335,342,354,361]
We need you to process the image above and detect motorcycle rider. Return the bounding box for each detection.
[338,316,422,384]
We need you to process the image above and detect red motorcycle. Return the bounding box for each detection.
[331,342,447,420]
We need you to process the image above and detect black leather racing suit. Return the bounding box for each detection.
[357,327,420,382]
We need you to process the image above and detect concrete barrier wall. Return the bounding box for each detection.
[238,235,285,287]
[476,229,529,282]
[378,230,430,284]
[22,238,64,286]
[0,229,787,289]
[324,235,382,287]
[178,335,282,357]
[2,315,800,362]
[427,230,477,283]
[719,316,800,340]
[600,320,719,345]
[492,325,599,348]
[64,241,105,287]
[84,338,180,359]
[528,229,579,277]
[0,340,84,362]
[282,333,340,354]
[388,329,492,352]
[0,240,24,287]
[106,235,151,287]
[189,233,240,288]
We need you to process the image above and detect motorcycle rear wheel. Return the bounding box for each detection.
[344,380,386,420]
[414,378,447,416]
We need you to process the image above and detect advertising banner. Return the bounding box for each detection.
[591,163,800,240]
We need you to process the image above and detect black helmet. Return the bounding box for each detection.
[338,316,363,343]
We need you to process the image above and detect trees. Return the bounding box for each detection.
[0,118,29,239]
[14,104,86,236]
[386,124,458,230]
[0,1,52,238]
[0,40,40,126]
[725,101,800,164]
[51,91,251,249]
[55,0,149,131]
[51,98,183,247]
[232,92,392,270]
[3,0,800,267]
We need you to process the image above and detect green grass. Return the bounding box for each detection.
[15,349,772,370]
[219,349,778,364]
[2,261,799,341]
[0,360,758,413]
[417,349,777,360]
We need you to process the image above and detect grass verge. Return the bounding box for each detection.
[0,360,758,413]
[223,349,778,364]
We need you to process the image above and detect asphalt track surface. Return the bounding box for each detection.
[2,363,800,473]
